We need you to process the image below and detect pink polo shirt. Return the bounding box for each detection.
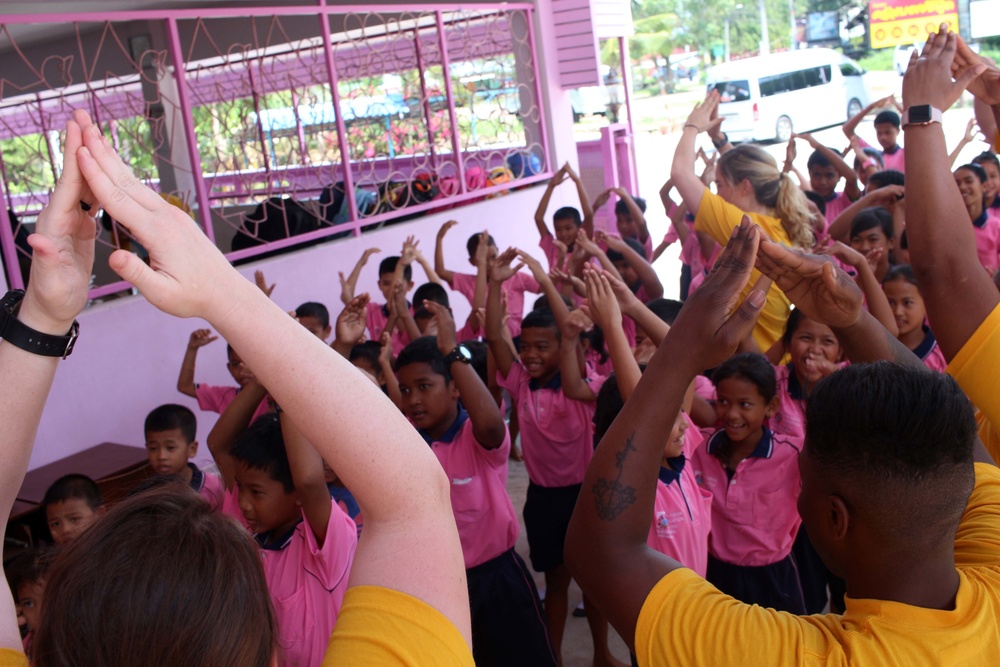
[365,301,412,357]
[689,428,802,567]
[497,361,606,487]
[859,137,905,173]
[194,384,270,421]
[452,271,540,338]
[823,191,856,223]
[973,210,1000,274]
[189,462,225,511]
[540,233,563,272]
[223,488,358,667]
[914,326,948,372]
[646,417,712,577]
[688,241,721,296]
[424,410,519,568]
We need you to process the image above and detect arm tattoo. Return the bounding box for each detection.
[592,432,638,520]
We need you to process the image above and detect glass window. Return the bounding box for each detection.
[840,62,862,77]
[709,80,751,103]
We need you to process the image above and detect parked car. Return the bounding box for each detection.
[893,42,924,75]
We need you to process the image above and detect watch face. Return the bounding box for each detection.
[458,345,472,361]
[908,105,932,124]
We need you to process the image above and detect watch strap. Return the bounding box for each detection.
[444,345,470,365]
[0,289,79,358]
[901,105,943,128]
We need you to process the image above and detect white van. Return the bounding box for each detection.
[706,49,871,143]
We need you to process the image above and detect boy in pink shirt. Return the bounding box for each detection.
[533,163,594,271]
[176,330,270,421]
[395,306,555,666]
[435,222,540,337]
[144,403,224,510]
[207,383,358,667]
[795,133,862,224]
[487,250,607,665]
[845,101,905,173]
[689,353,806,614]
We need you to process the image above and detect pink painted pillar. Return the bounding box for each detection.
[435,11,467,192]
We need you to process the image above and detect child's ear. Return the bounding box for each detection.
[188,440,199,458]
[322,325,332,340]
[765,395,780,418]
[96,505,108,516]
[448,379,461,400]
[407,280,415,291]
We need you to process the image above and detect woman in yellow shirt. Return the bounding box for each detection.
[670,91,815,350]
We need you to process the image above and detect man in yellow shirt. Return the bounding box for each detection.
[566,27,1000,666]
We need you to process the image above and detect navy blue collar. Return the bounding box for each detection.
[419,406,468,444]
[707,427,774,460]
[990,195,1000,210]
[187,462,204,492]
[658,454,686,486]
[785,363,806,400]
[255,519,301,551]
[913,326,937,360]
[824,191,839,203]
[529,371,562,391]
[883,144,900,155]
[972,209,989,229]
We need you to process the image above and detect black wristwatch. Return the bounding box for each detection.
[711,132,729,149]
[444,344,472,366]
[0,289,79,358]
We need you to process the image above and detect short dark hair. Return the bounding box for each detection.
[35,487,276,667]
[593,372,626,447]
[606,236,648,263]
[396,336,452,384]
[521,307,560,339]
[853,147,884,170]
[874,110,900,128]
[645,298,683,325]
[466,232,496,259]
[806,149,834,171]
[552,206,582,226]
[805,363,975,544]
[349,341,381,371]
[7,545,59,594]
[972,151,1000,172]
[883,263,918,287]
[144,404,197,442]
[956,163,988,184]
[295,301,330,329]
[42,474,103,511]
[850,206,894,241]
[868,169,904,190]
[711,353,776,402]
[413,282,449,308]
[614,195,647,216]
[532,293,572,312]
[229,415,294,493]
[378,256,412,282]
[803,190,826,217]
[463,340,489,386]
[780,308,839,350]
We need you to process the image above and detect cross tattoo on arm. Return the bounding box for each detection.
[591,432,638,520]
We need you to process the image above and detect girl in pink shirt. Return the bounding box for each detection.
[689,353,806,614]
[954,163,1000,273]
[882,265,948,372]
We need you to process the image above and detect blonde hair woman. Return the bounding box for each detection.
[670,90,815,349]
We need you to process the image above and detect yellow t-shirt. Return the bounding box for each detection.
[694,189,792,351]
[948,301,1000,442]
[976,410,999,466]
[635,463,1000,666]
[323,585,474,665]
[0,649,26,667]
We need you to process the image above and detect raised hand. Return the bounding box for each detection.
[335,294,369,346]
[515,249,548,283]
[424,300,458,355]
[601,268,642,315]
[21,109,99,333]
[953,34,1000,106]
[595,229,625,252]
[683,90,723,134]
[903,26,986,112]
[188,328,219,349]
[488,247,524,283]
[582,268,622,333]
[659,218,771,371]
[254,269,276,298]
[562,308,593,339]
[400,235,418,265]
[437,220,458,239]
[574,228,601,256]
[592,189,613,210]
[756,239,863,329]
[474,230,491,268]
[963,117,981,142]
[783,138,797,172]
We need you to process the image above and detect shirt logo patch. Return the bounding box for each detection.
[452,477,474,485]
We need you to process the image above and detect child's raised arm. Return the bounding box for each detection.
[434,220,459,287]
[378,331,402,409]
[486,248,523,379]
[843,95,892,140]
[279,413,333,546]
[339,247,380,305]
[597,230,664,299]
[331,294,369,359]
[827,185,904,243]
[75,116,472,645]
[670,93,720,217]
[948,118,981,167]
[0,110,94,652]
[534,164,567,239]
[603,269,670,347]
[559,309,599,401]
[177,329,218,398]
[614,187,650,244]
[582,269,641,400]
[565,162,595,236]
[206,381,268,490]
[574,229,623,281]
[795,133,861,200]
[517,249,571,330]
[819,240,899,336]
[426,300,506,450]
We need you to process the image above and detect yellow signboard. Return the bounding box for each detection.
[869,0,959,49]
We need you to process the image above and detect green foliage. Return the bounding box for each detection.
[857,48,895,72]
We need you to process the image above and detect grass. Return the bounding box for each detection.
[857,48,895,72]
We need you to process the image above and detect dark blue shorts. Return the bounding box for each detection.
[523,482,582,573]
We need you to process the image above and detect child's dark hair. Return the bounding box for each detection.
[803,190,826,217]
[226,343,236,357]
[806,148,836,171]
[850,206,894,240]
[972,151,1000,172]
[463,340,489,387]
[552,206,582,227]
[581,324,609,365]
[882,263,918,287]
[413,282,449,308]
[593,372,626,446]
[956,162,988,184]
[7,545,59,596]
[396,336,452,384]
[465,232,496,259]
[780,308,838,350]
[521,307,560,339]
[899,228,908,251]
[42,474,103,511]
[711,352,777,402]
[868,169,904,190]
[378,255,412,282]
[614,195,647,216]
[606,236,648,264]
[874,110,900,129]
[533,293,573,312]
[144,404,197,442]
[645,298,683,325]
[295,301,330,329]
[229,415,294,493]
[349,341,382,372]
[853,147,884,170]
